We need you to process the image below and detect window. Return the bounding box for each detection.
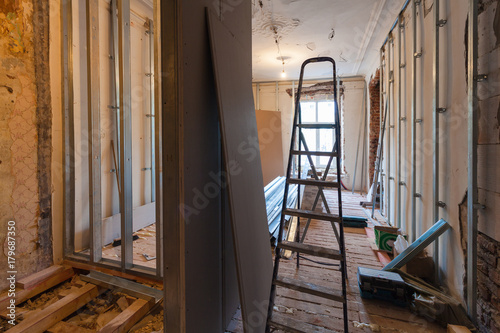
[300,100,337,168]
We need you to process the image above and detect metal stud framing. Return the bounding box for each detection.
[87,0,103,263]
[432,0,445,283]
[410,0,419,242]
[153,3,163,278]
[118,0,134,270]
[466,0,478,323]
[61,0,160,279]
[397,13,405,229]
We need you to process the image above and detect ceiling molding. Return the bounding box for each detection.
[352,0,387,75]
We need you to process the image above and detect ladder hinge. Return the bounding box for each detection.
[475,74,488,82]
[437,108,447,113]
[437,19,447,27]
[437,201,446,208]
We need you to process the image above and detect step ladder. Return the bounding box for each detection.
[266,57,349,332]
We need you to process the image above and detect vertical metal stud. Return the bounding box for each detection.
[410,0,418,242]
[149,19,156,203]
[62,0,75,257]
[397,13,404,229]
[87,0,102,263]
[387,37,393,225]
[432,0,441,283]
[118,0,134,270]
[153,2,163,278]
[467,0,478,323]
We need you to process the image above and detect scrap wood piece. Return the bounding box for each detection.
[0,266,75,311]
[16,265,65,290]
[98,298,151,333]
[5,283,102,333]
[47,321,94,333]
[282,216,298,259]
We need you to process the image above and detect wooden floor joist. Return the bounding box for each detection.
[5,283,101,333]
[0,266,74,311]
[98,298,151,333]
[16,265,65,290]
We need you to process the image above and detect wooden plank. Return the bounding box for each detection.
[207,9,273,333]
[98,298,151,333]
[16,265,64,290]
[283,216,298,259]
[5,283,101,333]
[274,276,345,303]
[0,266,74,310]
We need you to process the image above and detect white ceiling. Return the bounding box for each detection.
[252,0,406,81]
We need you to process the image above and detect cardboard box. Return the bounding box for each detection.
[374,226,400,252]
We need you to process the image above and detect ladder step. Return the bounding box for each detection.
[298,123,336,129]
[287,178,339,188]
[283,208,341,222]
[278,241,342,260]
[291,150,337,157]
[274,276,345,303]
[268,313,336,332]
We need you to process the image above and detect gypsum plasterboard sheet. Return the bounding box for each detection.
[206,9,273,333]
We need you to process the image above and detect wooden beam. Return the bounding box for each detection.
[98,299,151,333]
[16,265,64,290]
[0,266,74,311]
[5,283,101,333]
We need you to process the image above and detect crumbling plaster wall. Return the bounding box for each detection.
[0,0,53,290]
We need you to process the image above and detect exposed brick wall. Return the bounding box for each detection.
[477,232,500,333]
[368,69,381,185]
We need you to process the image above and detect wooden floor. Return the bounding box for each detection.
[226,190,447,333]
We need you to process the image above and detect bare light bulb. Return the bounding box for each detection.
[281,70,286,78]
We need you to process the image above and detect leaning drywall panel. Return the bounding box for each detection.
[208,10,273,333]
[256,110,284,186]
[342,80,366,191]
